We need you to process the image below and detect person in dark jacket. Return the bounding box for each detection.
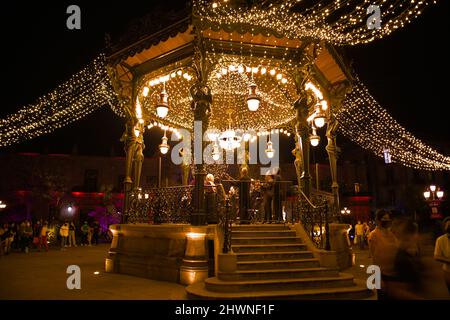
[238,167,252,224]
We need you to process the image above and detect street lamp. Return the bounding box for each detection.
[341,207,351,215]
[0,201,6,209]
[424,185,444,200]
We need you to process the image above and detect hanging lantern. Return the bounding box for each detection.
[265,139,275,159]
[212,143,220,161]
[312,101,326,128]
[383,148,392,164]
[247,82,261,111]
[159,131,170,154]
[156,83,169,118]
[309,127,320,146]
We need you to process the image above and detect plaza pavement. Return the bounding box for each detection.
[0,242,448,300]
[0,244,187,300]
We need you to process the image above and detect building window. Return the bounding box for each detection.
[84,169,98,192]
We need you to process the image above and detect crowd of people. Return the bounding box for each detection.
[0,219,105,256]
[366,210,450,298]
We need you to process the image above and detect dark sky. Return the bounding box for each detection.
[1,0,449,158]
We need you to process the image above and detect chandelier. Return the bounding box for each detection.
[218,110,242,151]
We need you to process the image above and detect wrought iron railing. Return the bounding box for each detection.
[218,199,235,253]
[293,190,331,250]
[127,186,194,224]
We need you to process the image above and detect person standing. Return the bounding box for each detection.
[368,209,398,299]
[59,222,69,250]
[205,173,217,224]
[434,217,450,293]
[21,221,33,253]
[68,222,77,247]
[262,174,274,223]
[272,168,283,223]
[238,167,252,224]
[1,224,13,255]
[81,221,89,246]
[38,222,49,252]
[355,221,365,250]
[92,221,100,246]
[87,223,93,246]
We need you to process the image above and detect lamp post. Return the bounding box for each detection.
[424,185,444,219]
[340,207,351,223]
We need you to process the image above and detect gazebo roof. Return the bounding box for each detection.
[106,3,353,132]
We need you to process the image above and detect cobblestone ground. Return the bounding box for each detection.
[0,244,187,300]
[1,241,448,300]
[346,244,450,300]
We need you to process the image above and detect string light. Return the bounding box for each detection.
[337,78,450,171]
[0,54,118,147]
[193,0,438,45]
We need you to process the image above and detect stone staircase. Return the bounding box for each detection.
[186,224,373,299]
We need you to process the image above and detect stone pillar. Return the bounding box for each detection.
[180,229,209,285]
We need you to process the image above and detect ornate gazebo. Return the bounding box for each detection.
[106,1,355,227]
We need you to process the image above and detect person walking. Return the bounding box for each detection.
[59,222,69,250]
[368,210,398,299]
[388,219,425,299]
[38,222,49,252]
[68,222,77,247]
[434,217,450,293]
[81,221,89,246]
[355,221,365,250]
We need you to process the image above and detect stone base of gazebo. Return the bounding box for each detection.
[105,224,220,284]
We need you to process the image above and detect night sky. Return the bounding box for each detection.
[1,0,449,159]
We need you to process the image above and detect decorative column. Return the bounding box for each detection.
[190,83,211,225]
[132,122,145,190]
[190,31,212,226]
[293,69,314,198]
[292,136,303,189]
[325,115,340,217]
[120,116,137,224]
[325,82,351,217]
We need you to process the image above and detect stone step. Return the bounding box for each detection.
[237,258,320,270]
[232,236,302,245]
[235,251,315,261]
[186,279,374,300]
[218,267,338,281]
[232,243,307,253]
[204,273,356,292]
[232,224,290,231]
[232,230,297,238]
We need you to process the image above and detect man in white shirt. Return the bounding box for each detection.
[434,217,450,293]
